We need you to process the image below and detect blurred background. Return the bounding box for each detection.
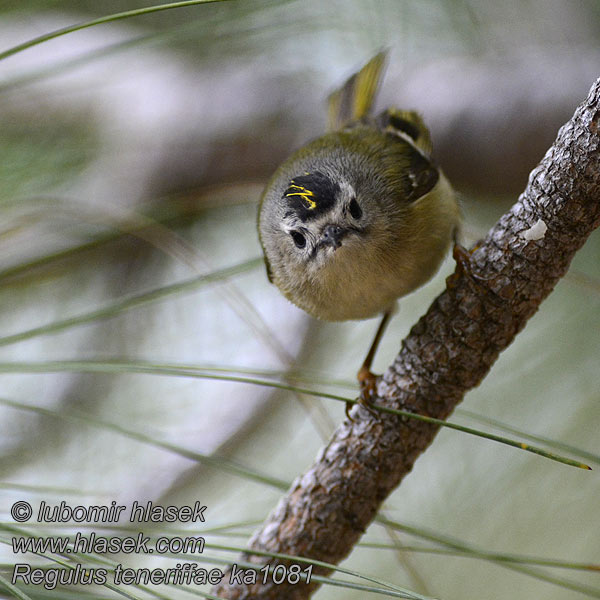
[0,1,599,599]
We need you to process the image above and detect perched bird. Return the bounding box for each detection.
[258,52,460,412]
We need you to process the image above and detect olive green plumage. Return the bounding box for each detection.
[258,52,459,321]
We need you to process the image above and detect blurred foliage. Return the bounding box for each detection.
[0,109,97,201]
[0,1,599,600]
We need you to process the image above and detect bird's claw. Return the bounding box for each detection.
[346,367,380,421]
[450,242,494,290]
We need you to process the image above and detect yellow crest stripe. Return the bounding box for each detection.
[284,184,317,209]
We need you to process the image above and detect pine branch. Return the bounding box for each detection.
[212,77,600,599]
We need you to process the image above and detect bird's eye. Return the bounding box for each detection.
[348,198,362,220]
[290,230,306,248]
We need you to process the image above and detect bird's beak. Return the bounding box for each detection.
[320,224,346,249]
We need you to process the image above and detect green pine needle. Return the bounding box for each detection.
[0,1,233,62]
[0,397,288,491]
[0,257,263,347]
[0,360,591,470]
[0,572,35,600]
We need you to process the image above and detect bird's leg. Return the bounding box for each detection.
[451,242,474,281]
[346,310,392,419]
[357,310,391,390]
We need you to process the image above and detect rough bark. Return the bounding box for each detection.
[212,78,600,599]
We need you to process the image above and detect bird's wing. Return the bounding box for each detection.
[376,108,433,156]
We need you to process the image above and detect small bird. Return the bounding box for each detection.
[258,51,460,413]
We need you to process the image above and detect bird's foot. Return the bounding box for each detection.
[450,242,495,290]
[346,366,380,420]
